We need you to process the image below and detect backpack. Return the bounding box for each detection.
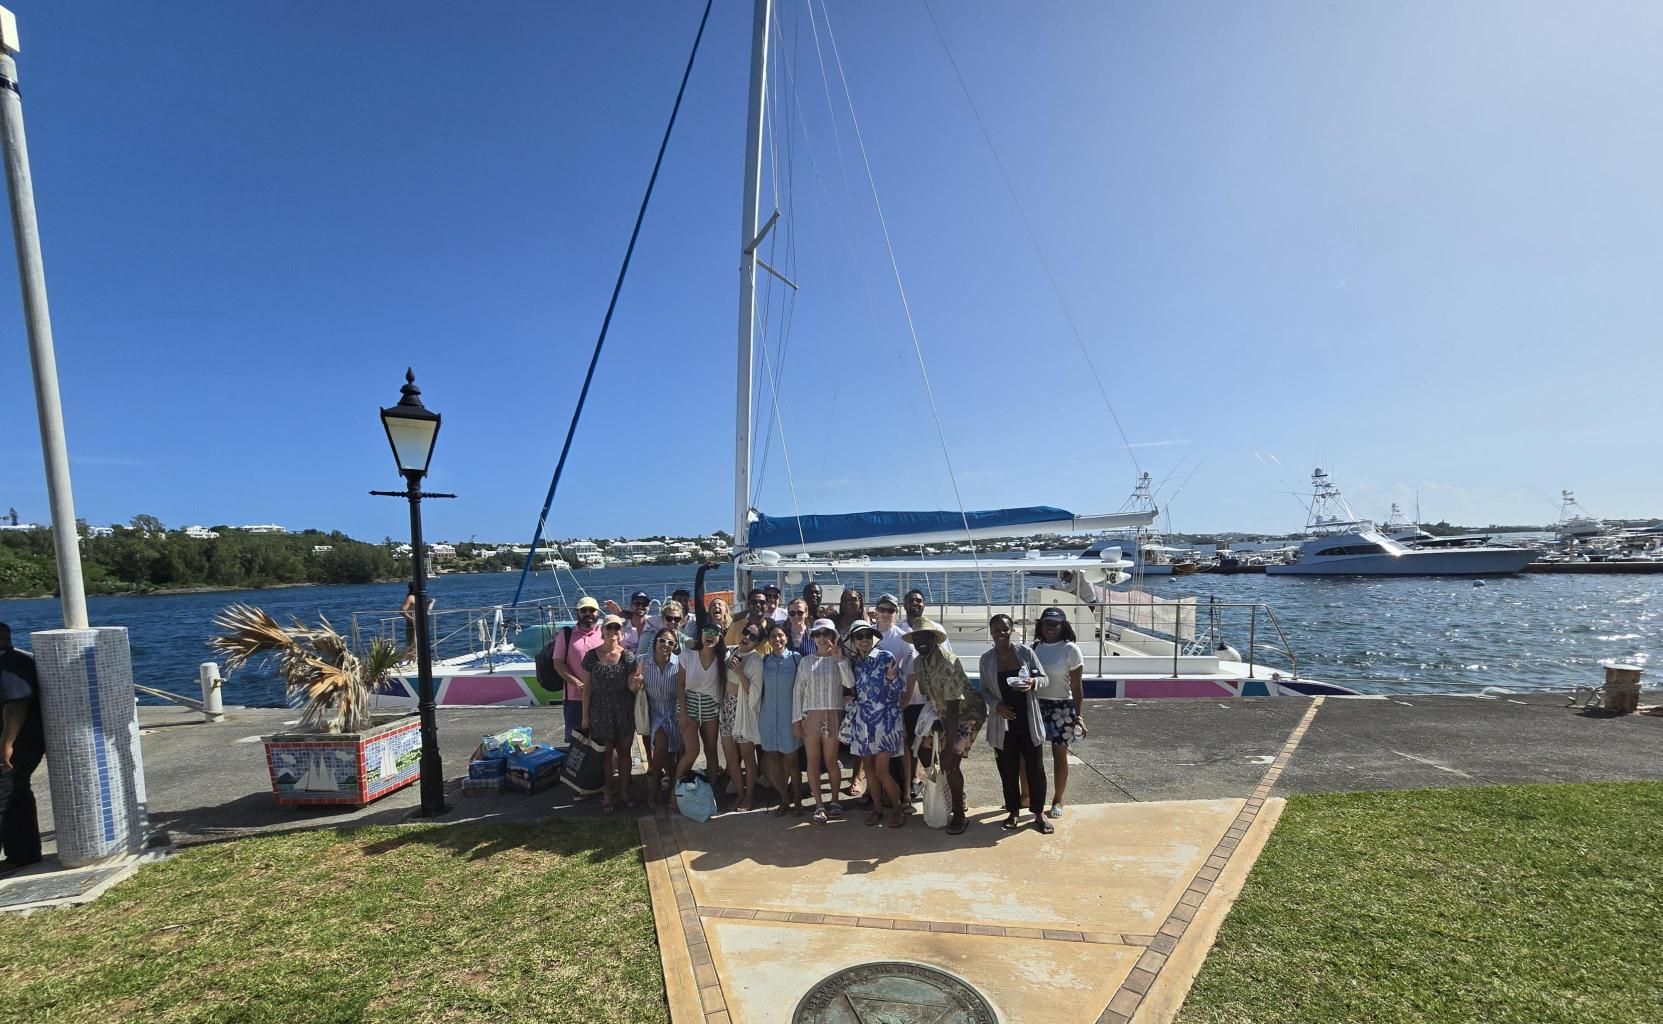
[536,625,574,698]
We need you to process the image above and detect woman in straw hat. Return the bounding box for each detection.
[904,619,983,835]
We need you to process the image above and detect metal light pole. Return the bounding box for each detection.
[373,369,453,817]
[0,9,88,628]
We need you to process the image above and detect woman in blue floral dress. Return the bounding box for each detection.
[844,621,905,827]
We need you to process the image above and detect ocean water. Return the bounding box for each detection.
[0,566,1654,705]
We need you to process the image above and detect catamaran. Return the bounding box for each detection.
[367,1,1355,708]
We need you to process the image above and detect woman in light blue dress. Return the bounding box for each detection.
[751,622,804,816]
[845,621,905,827]
[639,628,684,810]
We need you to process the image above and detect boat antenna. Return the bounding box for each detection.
[512,0,717,609]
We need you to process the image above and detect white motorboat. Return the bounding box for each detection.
[1266,470,1539,576]
[1556,491,1607,541]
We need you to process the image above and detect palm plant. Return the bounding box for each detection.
[211,603,401,734]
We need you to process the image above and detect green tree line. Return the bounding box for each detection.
[0,521,404,598]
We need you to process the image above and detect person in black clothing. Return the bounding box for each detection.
[979,614,1052,834]
[0,622,45,874]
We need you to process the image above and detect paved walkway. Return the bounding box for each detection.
[641,701,1324,1024]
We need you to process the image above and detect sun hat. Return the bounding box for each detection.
[875,593,899,610]
[902,619,948,645]
[810,617,838,636]
[576,596,600,612]
[846,621,881,641]
[1038,607,1069,624]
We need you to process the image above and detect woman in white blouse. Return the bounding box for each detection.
[792,617,853,824]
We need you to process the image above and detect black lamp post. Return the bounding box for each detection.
[374,369,453,817]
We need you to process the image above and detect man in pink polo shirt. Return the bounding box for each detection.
[548,596,605,744]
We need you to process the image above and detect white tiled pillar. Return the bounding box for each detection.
[32,627,148,866]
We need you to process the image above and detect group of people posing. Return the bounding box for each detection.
[538,567,1087,835]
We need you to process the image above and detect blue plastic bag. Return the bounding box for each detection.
[675,775,715,823]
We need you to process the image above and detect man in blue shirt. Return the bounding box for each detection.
[0,622,44,875]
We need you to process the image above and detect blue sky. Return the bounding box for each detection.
[0,1,1658,543]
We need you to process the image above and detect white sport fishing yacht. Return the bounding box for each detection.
[1266,470,1539,576]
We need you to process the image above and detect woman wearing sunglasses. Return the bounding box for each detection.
[580,615,642,812]
[793,617,854,823]
[674,622,727,804]
[845,621,906,828]
[721,623,765,811]
[639,627,684,809]
[784,598,814,656]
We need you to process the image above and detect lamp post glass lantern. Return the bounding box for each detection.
[379,368,447,816]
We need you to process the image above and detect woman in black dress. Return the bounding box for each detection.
[581,615,641,811]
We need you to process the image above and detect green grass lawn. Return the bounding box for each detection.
[3,819,665,1024]
[1179,781,1663,1024]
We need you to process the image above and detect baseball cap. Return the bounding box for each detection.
[810,617,838,636]
[1039,606,1069,624]
[630,591,651,604]
[576,596,600,612]
[875,594,899,610]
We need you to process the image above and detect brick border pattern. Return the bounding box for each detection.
[646,812,737,1024]
[1093,696,1326,1024]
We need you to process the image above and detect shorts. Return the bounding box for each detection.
[799,708,841,741]
[686,690,720,723]
[1039,698,1080,747]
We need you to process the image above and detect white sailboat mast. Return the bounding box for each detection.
[733,0,772,593]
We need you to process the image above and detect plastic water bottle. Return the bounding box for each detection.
[1015,665,1031,691]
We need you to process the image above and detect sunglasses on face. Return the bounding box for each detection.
[664,615,683,624]
[603,624,622,632]
[788,610,805,617]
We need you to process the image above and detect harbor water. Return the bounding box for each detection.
[0,566,1655,706]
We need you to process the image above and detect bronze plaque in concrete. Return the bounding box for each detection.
[793,961,998,1023]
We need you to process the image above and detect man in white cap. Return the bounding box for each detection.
[547,596,605,744]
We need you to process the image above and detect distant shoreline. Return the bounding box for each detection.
[0,577,409,603]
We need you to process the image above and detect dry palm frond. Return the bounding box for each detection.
[210,602,389,734]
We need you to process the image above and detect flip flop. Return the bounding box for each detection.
[1047,804,1065,819]
[864,809,882,827]
[1034,816,1056,835]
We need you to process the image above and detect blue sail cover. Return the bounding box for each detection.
[748,507,1076,551]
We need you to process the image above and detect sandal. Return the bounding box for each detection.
[1034,816,1055,835]
[1047,803,1065,819]
[864,809,883,827]
[812,807,829,824]
[827,802,845,820]
[888,809,905,829]
[946,814,967,835]
[772,804,789,817]
[1000,813,1020,831]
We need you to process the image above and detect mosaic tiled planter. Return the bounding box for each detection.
[264,715,422,807]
